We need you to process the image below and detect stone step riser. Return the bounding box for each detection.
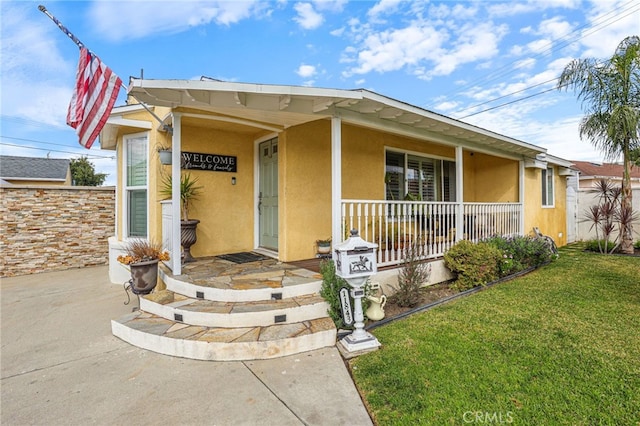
[161,269,322,302]
[111,320,337,361]
[140,297,331,328]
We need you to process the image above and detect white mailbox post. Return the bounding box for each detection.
[334,229,381,353]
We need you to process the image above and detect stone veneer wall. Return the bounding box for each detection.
[0,186,115,277]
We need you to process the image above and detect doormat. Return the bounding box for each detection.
[216,252,270,264]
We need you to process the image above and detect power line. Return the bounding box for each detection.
[0,142,115,159]
[453,77,559,116]
[457,86,561,119]
[440,1,640,114]
[2,135,84,150]
[447,0,640,104]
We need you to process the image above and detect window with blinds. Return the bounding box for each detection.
[542,167,554,207]
[385,150,456,202]
[124,135,148,237]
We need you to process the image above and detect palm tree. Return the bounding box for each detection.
[558,36,640,254]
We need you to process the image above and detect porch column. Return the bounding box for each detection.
[519,160,525,235]
[171,112,182,276]
[455,146,464,242]
[331,116,342,247]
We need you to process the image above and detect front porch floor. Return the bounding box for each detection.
[164,256,323,290]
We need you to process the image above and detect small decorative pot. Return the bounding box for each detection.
[129,259,159,295]
[317,242,331,254]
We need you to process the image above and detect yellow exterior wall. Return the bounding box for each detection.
[154,125,256,257]
[523,166,567,247]
[463,151,519,202]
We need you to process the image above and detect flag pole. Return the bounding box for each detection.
[38,5,87,52]
[38,4,173,134]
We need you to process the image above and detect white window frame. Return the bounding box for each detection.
[122,132,149,238]
[385,148,456,202]
[541,166,555,208]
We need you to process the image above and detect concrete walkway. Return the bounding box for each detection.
[1,266,373,426]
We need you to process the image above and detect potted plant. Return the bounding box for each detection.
[157,144,172,165]
[117,238,169,295]
[316,237,332,255]
[160,172,203,263]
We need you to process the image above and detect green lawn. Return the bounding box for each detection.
[350,246,640,425]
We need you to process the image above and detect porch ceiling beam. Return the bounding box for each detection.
[357,102,384,114]
[185,89,210,105]
[181,112,283,132]
[279,95,291,110]
[234,92,246,107]
[379,108,403,119]
[397,114,422,125]
[313,99,335,113]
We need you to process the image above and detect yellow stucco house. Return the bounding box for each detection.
[103,79,576,361]
[102,78,573,282]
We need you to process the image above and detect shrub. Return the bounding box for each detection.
[585,239,617,253]
[635,240,640,249]
[444,240,502,291]
[392,240,432,307]
[483,234,555,275]
[319,260,351,329]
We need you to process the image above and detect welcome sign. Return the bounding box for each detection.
[181,151,237,173]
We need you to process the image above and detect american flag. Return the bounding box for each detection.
[67,47,122,149]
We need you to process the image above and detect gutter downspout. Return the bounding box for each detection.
[171,113,182,276]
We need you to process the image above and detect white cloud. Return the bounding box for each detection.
[313,0,348,13]
[579,0,640,58]
[88,1,262,41]
[537,16,574,40]
[367,0,403,19]
[293,2,324,30]
[296,64,317,78]
[0,4,74,125]
[433,101,459,112]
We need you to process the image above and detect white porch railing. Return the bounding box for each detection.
[342,200,522,268]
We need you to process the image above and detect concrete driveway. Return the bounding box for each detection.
[1,266,372,426]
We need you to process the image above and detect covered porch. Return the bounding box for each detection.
[122,79,549,274]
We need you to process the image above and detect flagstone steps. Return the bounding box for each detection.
[140,290,330,328]
[111,311,336,361]
[160,267,323,302]
[112,258,337,361]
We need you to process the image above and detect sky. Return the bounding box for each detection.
[1,0,638,186]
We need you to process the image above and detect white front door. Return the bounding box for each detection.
[259,138,278,250]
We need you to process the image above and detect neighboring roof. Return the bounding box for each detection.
[121,78,551,161]
[572,160,640,180]
[0,155,70,181]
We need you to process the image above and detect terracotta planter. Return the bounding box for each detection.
[129,259,159,295]
[181,219,200,263]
